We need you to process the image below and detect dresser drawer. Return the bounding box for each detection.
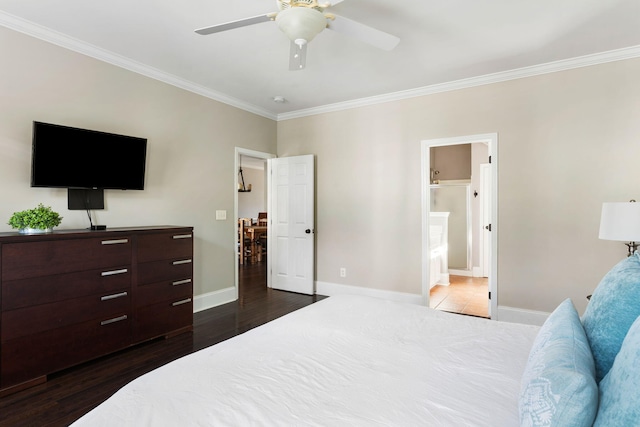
[1,313,131,388]
[137,231,193,263]
[0,226,194,395]
[138,258,193,285]
[136,277,193,308]
[1,236,132,281]
[2,266,131,311]
[134,297,193,343]
[2,290,131,341]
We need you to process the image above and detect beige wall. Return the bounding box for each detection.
[431,144,471,181]
[277,57,640,314]
[0,27,277,300]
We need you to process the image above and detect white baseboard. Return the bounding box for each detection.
[193,286,237,313]
[316,281,423,305]
[472,267,483,277]
[438,273,450,285]
[497,306,550,326]
[449,269,473,277]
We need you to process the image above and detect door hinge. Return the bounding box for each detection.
[488,291,491,300]
[489,155,492,164]
[485,224,492,232]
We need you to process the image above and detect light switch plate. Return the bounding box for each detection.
[215,210,227,220]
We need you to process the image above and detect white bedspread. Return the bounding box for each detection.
[72,295,539,426]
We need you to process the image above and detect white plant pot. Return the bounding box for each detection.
[19,227,53,234]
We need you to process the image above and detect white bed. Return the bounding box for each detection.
[72,295,539,426]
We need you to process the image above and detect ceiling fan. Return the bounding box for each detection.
[195,0,400,71]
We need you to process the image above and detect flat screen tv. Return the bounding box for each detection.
[30,121,147,190]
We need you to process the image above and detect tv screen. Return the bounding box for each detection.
[31,121,147,190]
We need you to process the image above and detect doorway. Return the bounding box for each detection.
[234,148,275,302]
[421,134,498,319]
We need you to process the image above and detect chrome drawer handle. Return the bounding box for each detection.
[172,259,192,265]
[101,239,129,245]
[172,279,192,286]
[173,234,192,239]
[101,291,128,301]
[101,268,128,277]
[100,314,128,326]
[172,298,192,307]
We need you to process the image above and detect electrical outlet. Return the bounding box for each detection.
[339,268,346,278]
[215,210,227,220]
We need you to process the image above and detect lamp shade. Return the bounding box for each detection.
[599,202,640,242]
[275,7,327,45]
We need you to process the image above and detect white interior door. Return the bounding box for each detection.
[268,155,315,295]
[480,163,491,278]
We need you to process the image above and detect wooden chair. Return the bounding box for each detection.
[256,233,267,261]
[238,218,253,264]
[256,213,268,259]
[258,212,268,226]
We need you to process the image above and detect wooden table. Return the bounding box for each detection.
[244,225,267,263]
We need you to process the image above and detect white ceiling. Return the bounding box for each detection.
[1,0,639,120]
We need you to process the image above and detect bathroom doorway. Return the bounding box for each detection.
[421,134,498,319]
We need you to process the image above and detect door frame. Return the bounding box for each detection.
[420,133,498,319]
[234,147,276,300]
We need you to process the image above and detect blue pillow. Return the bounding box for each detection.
[582,253,640,382]
[594,315,640,426]
[519,299,598,427]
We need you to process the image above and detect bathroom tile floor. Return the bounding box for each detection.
[429,275,489,318]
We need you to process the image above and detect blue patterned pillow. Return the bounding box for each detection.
[594,315,640,426]
[582,253,640,382]
[519,299,598,427]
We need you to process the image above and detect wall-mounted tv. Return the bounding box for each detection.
[30,121,147,190]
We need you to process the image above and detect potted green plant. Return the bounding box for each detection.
[8,203,63,234]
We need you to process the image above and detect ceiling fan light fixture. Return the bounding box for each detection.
[275,7,327,44]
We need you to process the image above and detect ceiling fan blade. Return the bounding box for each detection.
[327,15,399,51]
[289,41,307,71]
[195,13,274,35]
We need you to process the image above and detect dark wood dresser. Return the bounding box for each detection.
[0,226,193,396]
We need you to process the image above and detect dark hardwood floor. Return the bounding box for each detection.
[0,260,325,427]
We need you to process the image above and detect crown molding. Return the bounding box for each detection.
[0,11,277,121]
[2,11,639,123]
[277,45,640,121]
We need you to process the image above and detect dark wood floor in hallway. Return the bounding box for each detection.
[0,260,324,427]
